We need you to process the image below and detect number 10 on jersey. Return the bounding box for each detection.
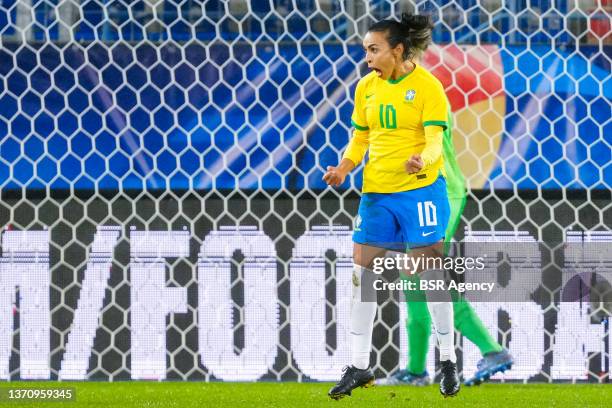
[379,104,397,129]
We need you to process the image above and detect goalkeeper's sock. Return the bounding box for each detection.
[454,299,503,355]
[405,300,431,374]
[401,273,431,374]
[350,264,377,369]
[422,268,456,363]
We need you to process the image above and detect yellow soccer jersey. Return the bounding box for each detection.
[343,65,449,193]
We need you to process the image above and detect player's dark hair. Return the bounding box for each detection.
[368,13,433,60]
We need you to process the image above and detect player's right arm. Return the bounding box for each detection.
[323,79,369,187]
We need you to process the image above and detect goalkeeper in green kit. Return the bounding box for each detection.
[378,112,514,387]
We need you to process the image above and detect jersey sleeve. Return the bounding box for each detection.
[350,79,368,131]
[342,128,369,166]
[420,125,444,166]
[342,79,369,166]
[422,80,449,130]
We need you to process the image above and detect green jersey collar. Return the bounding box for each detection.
[386,64,417,84]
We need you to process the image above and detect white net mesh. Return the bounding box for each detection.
[0,0,610,382]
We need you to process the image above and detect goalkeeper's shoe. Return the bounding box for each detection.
[328,365,375,400]
[439,360,460,398]
[464,349,513,386]
[376,369,431,386]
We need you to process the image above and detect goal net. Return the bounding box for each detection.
[0,0,610,382]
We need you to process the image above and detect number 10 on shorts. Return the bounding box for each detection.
[417,201,437,227]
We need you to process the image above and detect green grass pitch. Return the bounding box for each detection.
[0,382,608,407]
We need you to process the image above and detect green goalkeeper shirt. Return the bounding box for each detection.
[443,111,467,199]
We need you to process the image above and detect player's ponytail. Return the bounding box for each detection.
[400,13,433,57]
[368,13,433,60]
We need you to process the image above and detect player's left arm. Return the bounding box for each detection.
[405,81,449,174]
[405,126,444,174]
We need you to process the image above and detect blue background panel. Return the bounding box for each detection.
[0,42,609,191]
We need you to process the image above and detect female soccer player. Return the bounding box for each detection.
[323,13,459,399]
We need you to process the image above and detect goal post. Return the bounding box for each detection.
[0,0,610,382]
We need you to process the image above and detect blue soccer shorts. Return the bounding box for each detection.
[352,176,451,250]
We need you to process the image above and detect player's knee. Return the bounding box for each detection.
[353,243,387,271]
[352,264,377,302]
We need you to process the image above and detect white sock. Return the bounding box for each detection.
[427,301,456,363]
[350,264,377,369]
[422,268,456,363]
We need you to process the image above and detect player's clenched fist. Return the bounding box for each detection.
[323,165,347,187]
[323,159,355,187]
[404,154,424,174]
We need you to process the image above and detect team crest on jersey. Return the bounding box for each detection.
[405,89,416,102]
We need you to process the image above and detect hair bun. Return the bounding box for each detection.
[400,13,432,31]
[366,12,433,59]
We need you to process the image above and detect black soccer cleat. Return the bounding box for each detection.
[328,365,375,400]
[439,360,460,398]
